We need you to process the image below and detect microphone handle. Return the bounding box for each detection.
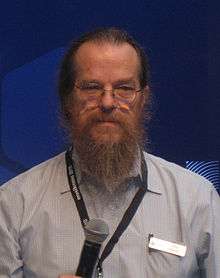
[76,240,101,278]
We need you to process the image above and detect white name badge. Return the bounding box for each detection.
[148,235,187,257]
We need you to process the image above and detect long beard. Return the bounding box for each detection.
[70,105,144,191]
[75,133,139,191]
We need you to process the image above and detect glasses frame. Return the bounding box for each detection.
[74,84,143,106]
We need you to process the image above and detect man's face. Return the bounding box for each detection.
[69,41,146,145]
[67,41,148,187]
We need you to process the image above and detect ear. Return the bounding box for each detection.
[140,85,150,109]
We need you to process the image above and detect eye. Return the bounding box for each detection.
[114,85,136,101]
[116,85,134,91]
[81,84,101,91]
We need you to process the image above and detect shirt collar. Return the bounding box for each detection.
[143,152,162,195]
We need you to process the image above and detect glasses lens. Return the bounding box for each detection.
[115,88,136,103]
[77,85,101,101]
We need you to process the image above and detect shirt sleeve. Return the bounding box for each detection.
[0,186,24,277]
[197,187,220,278]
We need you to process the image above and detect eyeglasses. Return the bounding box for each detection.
[74,82,142,104]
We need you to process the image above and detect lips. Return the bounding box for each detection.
[96,121,118,127]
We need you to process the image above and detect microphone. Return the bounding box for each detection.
[76,219,109,278]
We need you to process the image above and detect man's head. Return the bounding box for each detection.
[58,28,151,189]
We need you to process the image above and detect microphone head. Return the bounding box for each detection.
[84,219,109,244]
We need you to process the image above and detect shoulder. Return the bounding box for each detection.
[144,152,216,200]
[143,152,220,230]
[0,152,67,230]
[0,152,66,196]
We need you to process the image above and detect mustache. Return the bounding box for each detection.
[81,109,131,128]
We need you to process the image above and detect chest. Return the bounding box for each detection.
[19,192,200,278]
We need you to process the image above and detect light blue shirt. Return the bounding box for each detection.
[0,152,219,277]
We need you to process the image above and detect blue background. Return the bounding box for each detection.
[0,1,219,193]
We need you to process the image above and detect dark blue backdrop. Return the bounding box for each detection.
[0,1,219,193]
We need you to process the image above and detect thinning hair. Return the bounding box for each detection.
[58,27,150,121]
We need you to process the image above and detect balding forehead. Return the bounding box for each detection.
[74,41,140,75]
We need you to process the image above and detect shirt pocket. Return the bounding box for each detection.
[147,248,186,277]
[144,235,191,278]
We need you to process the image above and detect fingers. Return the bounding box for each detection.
[59,275,81,278]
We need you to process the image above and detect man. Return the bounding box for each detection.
[0,28,219,278]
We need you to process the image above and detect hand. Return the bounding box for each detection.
[59,275,81,278]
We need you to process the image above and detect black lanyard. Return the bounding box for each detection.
[65,147,148,277]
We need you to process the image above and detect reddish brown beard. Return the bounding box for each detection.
[70,106,143,189]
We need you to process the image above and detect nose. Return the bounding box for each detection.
[99,90,116,112]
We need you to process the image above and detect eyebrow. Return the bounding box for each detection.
[78,79,101,85]
[112,79,136,86]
